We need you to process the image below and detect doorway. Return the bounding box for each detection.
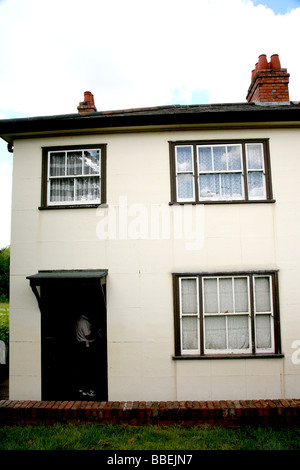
[27,271,108,401]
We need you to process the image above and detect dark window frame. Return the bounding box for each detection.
[169,139,274,204]
[172,270,282,359]
[40,144,107,209]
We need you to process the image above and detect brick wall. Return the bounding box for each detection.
[1,399,300,426]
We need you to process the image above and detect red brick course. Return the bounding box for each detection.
[1,399,300,426]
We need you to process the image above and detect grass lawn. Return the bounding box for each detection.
[0,302,9,313]
[1,423,300,450]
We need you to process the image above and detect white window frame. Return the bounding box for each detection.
[170,140,272,204]
[175,272,278,357]
[175,145,195,202]
[47,148,101,206]
[253,274,274,353]
[202,275,252,355]
[245,143,267,200]
[197,144,245,201]
[179,277,200,355]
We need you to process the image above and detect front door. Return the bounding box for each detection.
[40,280,107,401]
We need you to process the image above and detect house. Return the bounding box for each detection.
[1,54,300,402]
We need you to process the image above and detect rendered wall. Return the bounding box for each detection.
[9,127,300,401]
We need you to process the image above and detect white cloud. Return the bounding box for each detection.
[0,0,299,117]
[0,0,300,246]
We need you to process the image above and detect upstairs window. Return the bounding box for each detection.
[173,271,281,358]
[41,145,106,208]
[169,140,273,203]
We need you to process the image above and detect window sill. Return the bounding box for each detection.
[169,200,276,205]
[173,353,284,360]
[39,204,109,210]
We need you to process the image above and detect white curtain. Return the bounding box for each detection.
[67,152,82,175]
[75,177,100,201]
[205,316,226,349]
[182,317,198,350]
[204,276,250,351]
[219,277,233,313]
[203,278,218,313]
[255,315,272,349]
[181,279,198,350]
[246,144,266,199]
[177,173,194,199]
[84,150,100,175]
[254,276,272,349]
[50,178,74,202]
[205,315,250,350]
[49,152,65,176]
[227,315,249,349]
[198,145,243,199]
[176,146,194,199]
[49,150,100,203]
[234,277,249,312]
[255,277,271,312]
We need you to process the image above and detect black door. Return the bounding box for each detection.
[40,280,107,401]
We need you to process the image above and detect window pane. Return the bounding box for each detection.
[199,174,220,198]
[75,176,100,202]
[49,152,65,176]
[176,146,193,172]
[198,146,212,171]
[234,277,249,312]
[181,279,197,315]
[203,278,218,313]
[177,173,194,199]
[67,151,83,175]
[50,178,74,202]
[221,173,242,198]
[182,317,198,350]
[227,145,242,171]
[84,150,100,175]
[213,146,227,171]
[255,277,271,312]
[255,314,272,349]
[228,315,249,349]
[247,172,265,199]
[247,144,263,170]
[219,278,233,313]
[205,316,226,349]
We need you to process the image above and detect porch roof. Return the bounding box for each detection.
[27,269,108,284]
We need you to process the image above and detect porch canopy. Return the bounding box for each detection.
[27,269,108,309]
[27,269,108,285]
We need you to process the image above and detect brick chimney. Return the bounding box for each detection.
[77,91,97,113]
[246,54,290,103]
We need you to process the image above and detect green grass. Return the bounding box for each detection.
[1,423,300,450]
[0,302,9,345]
[0,302,9,313]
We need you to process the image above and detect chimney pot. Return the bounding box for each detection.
[246,54,290,103]
[84,91,93,102]
[270,54,281,69]
[77,91,97,113]
[258,54,268,70]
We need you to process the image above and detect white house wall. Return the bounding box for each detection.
[9,127,300,401]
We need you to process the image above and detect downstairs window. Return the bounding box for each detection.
[173,271,281,358]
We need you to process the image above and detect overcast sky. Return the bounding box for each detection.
[0,0,300,248]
